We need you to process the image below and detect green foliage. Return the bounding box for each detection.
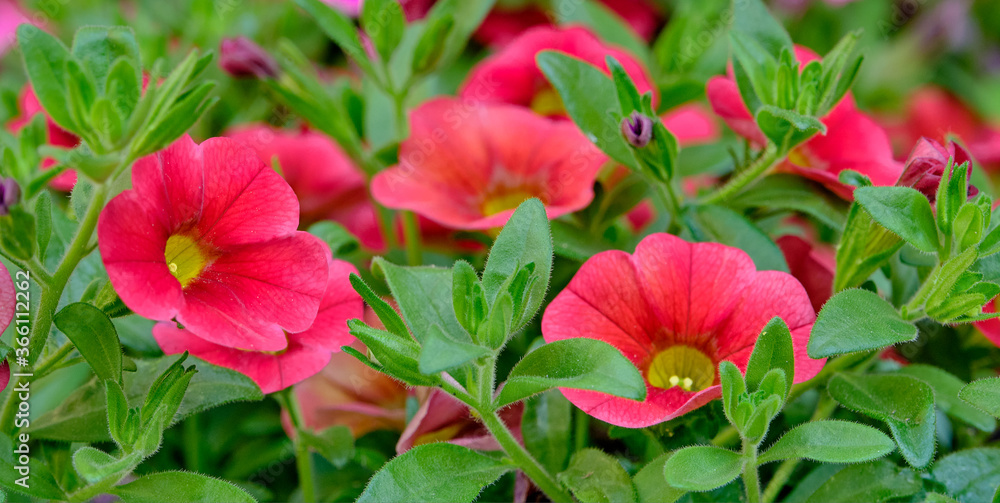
[931,448,1000,503]
[53,302,123,383]
[854,186,939,253]
[663,446,743,492]
[111,471,256,503]
[803,461,921,503]
[808,289,917,358]
[558,449,636,503]
[757,420,895,464]
[959,377,1000,419]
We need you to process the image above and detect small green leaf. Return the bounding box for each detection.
[374,259,467,344]
[53,302,123,383]
[299,426,354,468]
[17,25,76,132]
[112,471,256,503]
[71,26,141,88]
[854,186,939,253]
[633,452,686,503]
[729,174,847,230]
[558,449,636,503]
[834,204,905,291]
[757,420,895,464]
[522,390,573,476]
[808,289,917,358]
[0,436,66,500]
[931,448,1000,503]
[308,220,360,257]
[411,14,454,75]
[358,443,511,503]
[296,0,375,76]
[804,460,921,503]
[418,324,489,374]
[496,338,646,407]
[959,377,1000,419]
[361,0,405,62]
[72,447,138,484]
[828,373,936,468]
[720,361,746,427]
[744,317,795,396]
[897,365,996,432]
[756,105,826,150]
[348,273,409,339]
[663,446,744,492]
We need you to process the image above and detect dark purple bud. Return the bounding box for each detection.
[621,111,654,148]
[0,178,20,216]
[896,137,978,203]
[219,37,279,80]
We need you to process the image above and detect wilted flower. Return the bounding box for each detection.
[219,37,279,79]
[371,98,605,230]
[896,137,978,203]
[0,178,20,216]
[98,135,330,351]
[542,233,824,427]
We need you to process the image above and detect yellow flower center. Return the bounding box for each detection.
[481,189,538,216]
[787,148,812,168]
[530,86,566,117]
[164,234,210,288]
[647,345,716,392]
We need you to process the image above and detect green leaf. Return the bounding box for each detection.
[53,302,123,383]
[757,420,895,464]
[374,259,467,344]
[662,446,743,492]
[744,317,795,396]
[296,0,375,76]
[418,324,489,374]
[729,174,847,229]
[347,320,433,386]
[299,426,354,468]
[0,436,66,500]
[112,471,256,503]
[828,373,936,468]
[633,452,686,503]
[411,14,454,75]
[72,447,139,484]
[931,448,1000,503]
[854,186,939,253]
[808,289,917,358]
[834,204,905,291]
[308,221,360,257]
[71,26,141,88]
[731,0,793,59]
[481,199,553,330]
[684,204,789,272]
[719,361,746,427]
[17,25,76,132]
[361,0,405,62]
[804,460,921,503]
[496,338,646,407]
[33,192,52,262]
[558,449,636,503]
[106,57,141,119]
[756,105,826,150]
[28,357,263,442]
[536,50,637,169]
[348,273,409,339]
[959,377,1000,419]
[358,443,511,503]
[522,390,573,475]
[897,365,996,432]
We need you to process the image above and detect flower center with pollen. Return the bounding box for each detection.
[481,189,540,216]
[647,345,716,392]
[164,234,210,288]
[530,86,566,117]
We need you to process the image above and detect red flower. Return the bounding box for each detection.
[776,234,835,313]
[541,233,824,428]
[459,26,655,117]
[396,388,523,453]
[153,259,362,394]
[226,125,384,250]
[371,98,605,230]
[472,0,662,46]
[896,137,977,203]
[892,87,1000,170]
[706,46,901,199]
[98,135,330,351]
[7,86,81,191]
[0,0,32,56]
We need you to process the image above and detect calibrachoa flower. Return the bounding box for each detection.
[396,388,523,453]
[707,47,902,199]
[473,0,662,46]
[153,259,362,394]
[227,125,384,249]
[459,26,655,117]
[0,0,32,56]
[541,233,824,427]
[896,137,978,202]
[776,234,835,313]
[98,135,330,351]
[219,37,279,79]
[371,98,606,230]
[891,87,1000,169]
[7,86,81,191]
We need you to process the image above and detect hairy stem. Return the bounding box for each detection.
[480,409,574,503]
[761,396,838,503]
[277,389,316,503]
[701,145,780,205]
[742,440,761,503]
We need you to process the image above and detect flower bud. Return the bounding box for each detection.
[896,137,978,203]
[621,111,654,148]
[219,37,279,79]
[0,178,21,216]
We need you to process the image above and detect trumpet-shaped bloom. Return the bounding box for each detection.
[371,98,606,230]
[541,233,824,428]
[153,259,362,394]
[893,87,1000,169]
[706,47,901,199]
[227,125,383,249]
[459,26,655,117]
[98,135,330,351]
[7,86,81,191]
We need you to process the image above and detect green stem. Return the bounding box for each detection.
[0,184,107,435]
[761,396,838,503]
[400,211,422,266]
[711,425,740,447]
[480,409,574,503]
[741,440,761,503]
[701,145,780,205]
[184,414,203,473]
[277,389,316,503]
[654,180,684,234]
[32,341,76,379]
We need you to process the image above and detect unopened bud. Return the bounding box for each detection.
[621,111,654,148]
[0,178,21,216]
[219,37,279,79]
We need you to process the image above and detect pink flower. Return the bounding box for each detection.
[219,37,278,79]
[541,233,823,428]
[396,388,523,454]
[472,0,662,46]
[459,26,655,117]
[98,135,330,351]
[321,0,361,17]
[706,46,902,199]
[976,301,1000,348]
[0,0,32,56]
[892,87,1000,170]
[226,125,384,249]
[896,137,977,203]
[776,234,835,313]
[371,98,605,230]
[153,259,362,394]
[7,86,81,191]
